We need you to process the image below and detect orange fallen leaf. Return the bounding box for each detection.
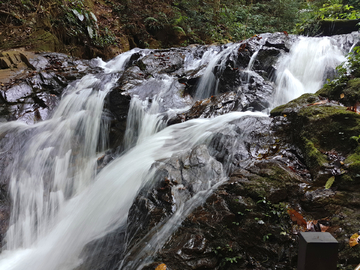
[283,31,289,37]
[287,209,307,227]
[347,101,360,114]
[340,93,345,99]
[306,220,317,231]
[155,263,167,270]
[320,223,329,232]
[238,43,246,51]
[349,233,360,247]
[307,99,328,106]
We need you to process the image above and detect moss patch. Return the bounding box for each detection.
[270,93,319,116]
[299,105,360,154]
[317,78,360,107]
[29,30,60,52]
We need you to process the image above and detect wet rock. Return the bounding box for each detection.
[4,83,33,102]
[139,50,185,74]
[271,92,360,183]
[0,52,100,123]
[168,80,273,124]
[117,115,312,270]
[121,145,225,269]
[129,159,303,270]
[106,87,131,149]
[268,84,360,268]
[318,77,360,107]
[76,226,127,270]
[317,20,360,36]
[19,53,36,70]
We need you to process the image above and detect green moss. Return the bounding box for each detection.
[303,138,327,175]
[346,147,360,163]
[348,161,360,174]
[270,93,318,116]
[29,30,60,52]
[345,146,360,177]
[340,174,353,183]
[238,161,300,203]
[317,78,360,106]
[299,105,360,153]
[342,78,360,105]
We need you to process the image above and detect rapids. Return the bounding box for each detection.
[0,32,357,269]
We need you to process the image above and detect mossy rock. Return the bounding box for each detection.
[298,105,360,154]
[230,160,302,203]
[317,78,360,107]
[272,90,360,183]
[29,30,60,52]
[302,138,327,177]
[270,93,319,117]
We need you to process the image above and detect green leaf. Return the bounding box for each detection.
[325,176,335,189]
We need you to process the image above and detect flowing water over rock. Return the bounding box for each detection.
[0,31,359,270]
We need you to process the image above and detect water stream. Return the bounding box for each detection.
[0,34,355,269]
[273,36,347,107]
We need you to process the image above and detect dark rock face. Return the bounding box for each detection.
[317,19,360,36]
[106,87,132,149]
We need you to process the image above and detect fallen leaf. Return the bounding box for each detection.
[287,209,307,227]
[349,233,360,247]
[307,220,316,231]
[325,176,335,189]
[155,263,167,270]
[283,31,289,37]
[347,102,360,114]
[320,223,329,232]
[340,93,345,99]
[307,99,328,106]
[238,43,246,51]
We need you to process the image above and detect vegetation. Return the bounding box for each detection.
[295,0,360,35]
[0,0,359,58]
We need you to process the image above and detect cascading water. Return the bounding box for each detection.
[123,97,166,150]
[0,33,356,270]
[273,36,347,107]
[194,43,239,100]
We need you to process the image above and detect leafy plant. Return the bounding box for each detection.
[326,46,360,88]
[144,17,163,30]
[212,243,243,268]
[263,233,272,242]
[296,0,360,35]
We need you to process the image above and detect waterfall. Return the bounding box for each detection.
[194,43,239,100]
[123,97,165,150]
[0,50,135,268]
[273,36,347,107]
[0,111,265,270]
[0,34,356,270]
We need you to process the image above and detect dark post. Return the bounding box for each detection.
[297,232,338,270]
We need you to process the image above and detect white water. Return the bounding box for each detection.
[0,111,265,270]
[194,43,239,100]
[123,97,165,149]
[273,36,347,107]
[0,35,353,270]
